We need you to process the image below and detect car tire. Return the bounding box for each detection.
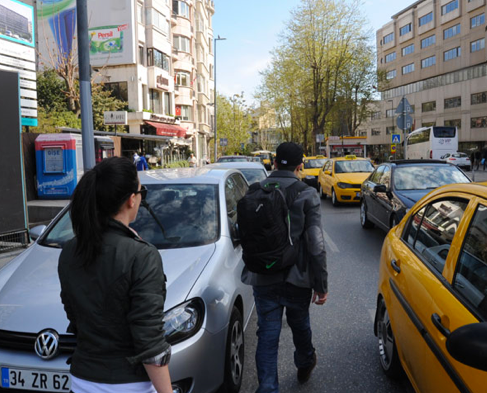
[331,188,339,206]
[360,200,374,229]
[376,298,403,379]
[220,306,244,393]
[319,184,326,199]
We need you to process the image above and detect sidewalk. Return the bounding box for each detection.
[468,168,487,182]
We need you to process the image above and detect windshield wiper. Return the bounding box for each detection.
[141,200,181,242]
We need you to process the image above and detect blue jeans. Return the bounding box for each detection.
[253,283,315,393]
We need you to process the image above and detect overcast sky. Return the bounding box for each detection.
[212,0,415,106]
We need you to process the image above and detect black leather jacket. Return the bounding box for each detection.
[58,219,170,384]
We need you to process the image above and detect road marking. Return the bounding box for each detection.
[323,230,339,253]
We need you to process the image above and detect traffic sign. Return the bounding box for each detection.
[397,114,413,130]
[220,138,228,146]
[395,96,414,114]
[391,134,401,144]
[391,144,396,153]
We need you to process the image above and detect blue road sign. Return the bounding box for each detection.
[392,134,401,144]
[397,114,413,130]
[395,96,414,114]
[220,138,228,146]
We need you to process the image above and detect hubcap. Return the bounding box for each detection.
[332,190,336,203]
[377,303,395,369]
[230,320,244,385]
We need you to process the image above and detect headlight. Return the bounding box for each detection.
[337,182,353,189]
[163,298,205,345]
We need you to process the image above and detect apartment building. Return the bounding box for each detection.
[369,0,487,157]
[36,0,214,164]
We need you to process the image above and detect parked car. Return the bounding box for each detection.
[207,162,268,184]
[298,155,327,189]
[441,152,471,170]
[374,181,487,392]
[318,155,375,206]
[217,155,250,163]
[360,160,471,231]
[0,168,254,393]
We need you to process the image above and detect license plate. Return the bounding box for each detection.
[1,367,70,391]
[356,192,361,198]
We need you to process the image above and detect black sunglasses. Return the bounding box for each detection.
[134,185,148,201]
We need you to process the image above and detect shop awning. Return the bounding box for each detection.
[146,121,187,138]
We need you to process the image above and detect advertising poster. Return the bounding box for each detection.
[37,0,135,67]
[0,0,34,47]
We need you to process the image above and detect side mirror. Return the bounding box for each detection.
[29,225,47,241]
[446,322,487,371]
[324,170,331,175]
[228,218,240,245]
[373,184,387,193]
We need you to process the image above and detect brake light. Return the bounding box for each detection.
[430,150,432,159]
[450,158,456,161]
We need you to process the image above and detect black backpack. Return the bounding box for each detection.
[237,180,308,275]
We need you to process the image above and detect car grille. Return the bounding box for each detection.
[0,330,76,354]
[351,184,361,189]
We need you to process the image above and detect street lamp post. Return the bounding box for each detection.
[213,35,226,162]
[387,99,394,158]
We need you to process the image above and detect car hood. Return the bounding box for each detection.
[395,189,431,208]
[335,173,371,184]
[0,243,215,333]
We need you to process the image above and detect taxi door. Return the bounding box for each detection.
[319,160,332,196]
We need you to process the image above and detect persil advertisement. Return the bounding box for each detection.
[37,0,135,67]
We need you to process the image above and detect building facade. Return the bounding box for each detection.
[370,0,487,156]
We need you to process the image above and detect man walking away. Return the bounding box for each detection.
[240,142,328,393]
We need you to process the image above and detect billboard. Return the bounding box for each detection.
[0,0,34,47]
[37,0,135,67]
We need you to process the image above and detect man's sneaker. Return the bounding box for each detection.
[297,352,317,383]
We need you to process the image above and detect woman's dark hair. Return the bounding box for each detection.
[70,156,139,265]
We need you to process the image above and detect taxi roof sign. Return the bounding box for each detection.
[344,155,357,159]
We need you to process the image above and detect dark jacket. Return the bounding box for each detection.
[58,219,170,384]
[241,170,328,294]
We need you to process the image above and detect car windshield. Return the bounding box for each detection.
[304,159,327,169]
[257,153,271,160]
[40,184,220,250]
[334,160,374,173]
[239,169,267,184]
[393,165,471,190]
[218,157,248,162]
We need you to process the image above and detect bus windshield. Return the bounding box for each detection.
[433,127,456,138]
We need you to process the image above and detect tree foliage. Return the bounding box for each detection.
[257,0,377,155]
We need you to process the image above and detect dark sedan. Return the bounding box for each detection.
[360,160,471,232]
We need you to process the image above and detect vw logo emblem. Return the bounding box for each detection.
[34,329,60,360]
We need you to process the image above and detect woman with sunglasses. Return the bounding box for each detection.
[58,156,172,393]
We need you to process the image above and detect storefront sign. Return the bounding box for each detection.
[104,111,128,125]
[150,113,177,124]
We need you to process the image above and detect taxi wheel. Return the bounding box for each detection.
[331,188,340,206]
[220,307,244,393]
[376,298,403,379]
[319,184,326,199]
[360,200,374,229]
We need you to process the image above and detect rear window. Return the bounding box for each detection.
[433,127,456,138]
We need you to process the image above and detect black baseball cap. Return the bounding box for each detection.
[275,142,303,166]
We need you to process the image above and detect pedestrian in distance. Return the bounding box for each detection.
[470,151,475,171]
[238,142,328,393]
[482,147,487,171]
[475,150,482,170]
[137,153,149,171]
[58,156,172,393]
[188,153,197,168]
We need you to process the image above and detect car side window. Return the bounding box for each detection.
[379,166,391,186]
[323,161,331,172]
[453,204,487,320]
[369,165,385,183]
[225,174,247,225]
[403,198,469,274]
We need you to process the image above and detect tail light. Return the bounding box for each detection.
[430,150,432,159]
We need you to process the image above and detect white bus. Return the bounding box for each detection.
[406,126,458,160]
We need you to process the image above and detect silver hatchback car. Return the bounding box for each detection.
[0,167,254,393]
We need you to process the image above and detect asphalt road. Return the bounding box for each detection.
[239,197,415,393]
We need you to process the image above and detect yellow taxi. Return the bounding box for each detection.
[251,150,273,171]
[298,155,327,188]
[317,155,374,206]
[375,182,487,392]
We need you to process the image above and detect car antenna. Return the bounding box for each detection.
[141,200,181,242]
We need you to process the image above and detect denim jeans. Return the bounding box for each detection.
[253,283,315,393]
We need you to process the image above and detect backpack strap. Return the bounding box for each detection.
[283,180,308,208]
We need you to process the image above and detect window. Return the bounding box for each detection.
[369,166,385,183]
[444,119,461,129]
[172,0,189,18]
[453,204,487,319]
[176,105,192,121]
[422,122,436,127]
[371,111,381,120]
[444,96,461,109]
[444,47,461,61]
[402,63,414,75]
[471,92,487,105]
[174,35,190,52]
[146,9,169,35]
[164,92,172,115]
[422,101,436,112]
[471,116,487,128]
[103,82,128,103]
[138,46,145,66]
[400,23,412,36]
[147,48,170,71]
[421,56,436,68]
[471,13,485,28]
[385,52,396,63]
[150,89,162,114]
[176,71,190,87]
[380,166,391,186]
[442,0,459,15]
[471,38,485,53]
[419,12,433,26]
[386,109,395,118]
[444,24,460,39]
[404,199,468,274]
[421,35,436,48]
[402,44,414,56]
[371,128,381,136]
[386,70,396,80]
[225,175,248,228]
[383,33,394,44]
[137,3,143,24]
[386,126,396,135]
